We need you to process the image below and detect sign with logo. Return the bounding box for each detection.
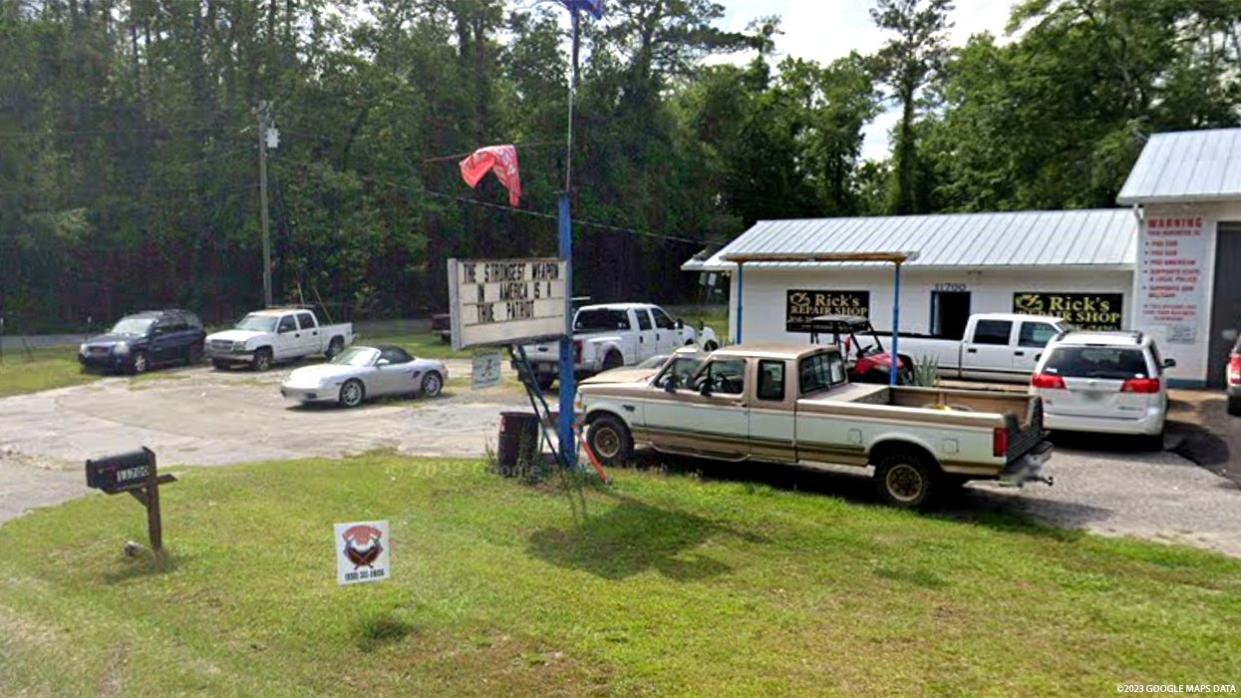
[447,258,567,351]
[335,520,390,586]
[785,290,870,332]
[471,350,502,390]
[1012,292,1124,330]
[1136,216,1208,345]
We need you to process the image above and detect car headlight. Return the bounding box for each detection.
[232,341,246,352]
[79,343,88,355]
[114,342,130,355]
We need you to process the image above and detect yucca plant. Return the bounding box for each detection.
[911,355,940,387]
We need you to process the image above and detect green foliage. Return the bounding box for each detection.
[1,0,1239,333]
[911,354,940,387]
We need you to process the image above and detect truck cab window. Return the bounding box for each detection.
[799,351,845,394]
[696,360,745,395]
[635,310,653,331]
[575,309,630,331]
[973,320,1013,345]
[1018,322,1058,348]
[757,360,785,401]
[277,316,297,333]
[296,312,316,330]
[651,307,676,330]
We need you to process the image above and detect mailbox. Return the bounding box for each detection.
[84,447,174,552]
[86,448,156,493]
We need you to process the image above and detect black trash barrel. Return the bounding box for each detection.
[497,411,541,471]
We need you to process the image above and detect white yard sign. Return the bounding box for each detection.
[447,258,567,351]
[1137,216,1208,345]
[334,520,390,586]
[471,350,502,389]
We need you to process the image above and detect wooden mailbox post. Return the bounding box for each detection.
[85,447,176,551]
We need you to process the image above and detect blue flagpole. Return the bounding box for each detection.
[557,7,581,469]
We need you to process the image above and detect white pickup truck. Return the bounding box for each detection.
[206,308,355,371]
[876,313,1069,383]
[521,303,719,389]
[578,344,1053,508]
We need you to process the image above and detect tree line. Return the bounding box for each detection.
[1,0,1237,332]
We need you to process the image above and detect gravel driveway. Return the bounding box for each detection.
[2,367,1239,558]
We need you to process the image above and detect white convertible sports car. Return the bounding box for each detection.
[280,345,447,408]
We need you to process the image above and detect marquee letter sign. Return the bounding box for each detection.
[447,258,568,351]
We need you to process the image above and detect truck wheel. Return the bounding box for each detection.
[130,351,149,374]
[1229,396,1241,417]
[325,337,344,359]
[873,452,937,509]
[535,375,555,391]
[252,348,273,372]
[703,341,719,352]
[421,371,443,398]
[588,415,633,467]
[602,351,623,371]
[339,379,365,408]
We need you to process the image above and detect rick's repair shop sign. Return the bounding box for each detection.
[786,290,870,332]
[1013,292,1123,330]
[335,520,390,586]
[447,258,568,351]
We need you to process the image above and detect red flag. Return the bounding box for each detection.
[459,145,521,207]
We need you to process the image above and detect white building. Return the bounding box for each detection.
[684,128,1241,388]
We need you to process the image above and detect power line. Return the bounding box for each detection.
[420,188,725,246]
[419,140,565,163]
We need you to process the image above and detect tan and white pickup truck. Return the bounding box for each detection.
[577,344,1053,508]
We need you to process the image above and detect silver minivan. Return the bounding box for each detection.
[1030,331,1175,449]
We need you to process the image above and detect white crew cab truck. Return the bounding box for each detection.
[877,313,1069,383]
[206,308,355,371]
[520,303,719,389]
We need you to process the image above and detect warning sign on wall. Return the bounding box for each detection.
[1136,216,1208,345]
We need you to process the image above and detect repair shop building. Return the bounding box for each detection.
[683,127,1241,388]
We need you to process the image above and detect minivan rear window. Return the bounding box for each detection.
[1043,347,1149,379]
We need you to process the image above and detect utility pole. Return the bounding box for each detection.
[257,101,273,308]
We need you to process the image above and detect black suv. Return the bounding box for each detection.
[79,310,206,374]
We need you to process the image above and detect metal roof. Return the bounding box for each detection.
[683,208,1137,272]
[1117,128,1241,204]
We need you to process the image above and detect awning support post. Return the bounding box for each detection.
[735,262,744,344]
[889,261,902,387]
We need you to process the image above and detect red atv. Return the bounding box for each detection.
[807,314,914,385]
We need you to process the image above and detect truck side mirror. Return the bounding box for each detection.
[697,378,712,396]
[675,318,684,330]
[664,377,677,393]
[377,358,391,367]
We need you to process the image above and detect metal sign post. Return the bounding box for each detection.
[85,447,176,553]
[557,195,577,468]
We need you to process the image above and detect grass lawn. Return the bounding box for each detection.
[1,456,1238,695]
[0,346,99,397]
